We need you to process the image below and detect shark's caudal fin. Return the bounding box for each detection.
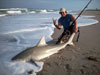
[37,36,47,46]
[67,33,75,45]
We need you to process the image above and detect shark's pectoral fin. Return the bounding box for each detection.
[37,36,47,46]
[30,59,40,68]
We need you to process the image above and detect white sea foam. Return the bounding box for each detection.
[39,10,47,13]
[78,18,98,27]
[0,14,7,17]
[29,11,36,13]
[80,15,95,19]
[0,27,48,35]
[7,10,22,14]
[0,8,59,15]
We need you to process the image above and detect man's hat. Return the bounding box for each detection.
[59,8,66,13]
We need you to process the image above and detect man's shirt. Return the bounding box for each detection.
[58,14,73,30]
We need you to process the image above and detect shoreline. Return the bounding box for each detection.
[38,10,100,75]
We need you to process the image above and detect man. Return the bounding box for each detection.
[53,8,78,43]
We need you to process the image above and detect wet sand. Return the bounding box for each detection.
[38,10,100,75]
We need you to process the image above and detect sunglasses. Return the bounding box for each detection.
[59,12,65,14]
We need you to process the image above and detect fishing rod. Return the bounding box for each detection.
[56,0,92,44]
[71,0,92,26]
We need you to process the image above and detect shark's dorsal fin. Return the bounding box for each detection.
[37,36,47,46]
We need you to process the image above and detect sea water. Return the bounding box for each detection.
[0,8,98,75]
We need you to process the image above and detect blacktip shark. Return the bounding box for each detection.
[12,33,75,66]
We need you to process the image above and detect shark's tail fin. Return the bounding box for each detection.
[66,33,75,45]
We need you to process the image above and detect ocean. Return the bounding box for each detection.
[0,8,98,75]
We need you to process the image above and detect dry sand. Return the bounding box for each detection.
[38,10,100,75]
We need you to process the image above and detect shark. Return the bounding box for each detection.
[12,33,75,66]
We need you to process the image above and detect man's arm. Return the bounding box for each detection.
[71,15,78,32]
[53,19,62,30]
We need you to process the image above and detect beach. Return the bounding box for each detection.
[0,9,99,75]
[37,10,100,75]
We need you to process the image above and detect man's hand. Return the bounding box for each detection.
[53,18,62,30]
[53,18,57,25]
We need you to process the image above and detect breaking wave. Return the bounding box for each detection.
[0,8,59,15]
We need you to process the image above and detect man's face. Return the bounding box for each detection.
[60,11,67,17]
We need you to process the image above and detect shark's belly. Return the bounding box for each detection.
[32,46,64,61]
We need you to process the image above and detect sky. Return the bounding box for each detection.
[0,0,100,10]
